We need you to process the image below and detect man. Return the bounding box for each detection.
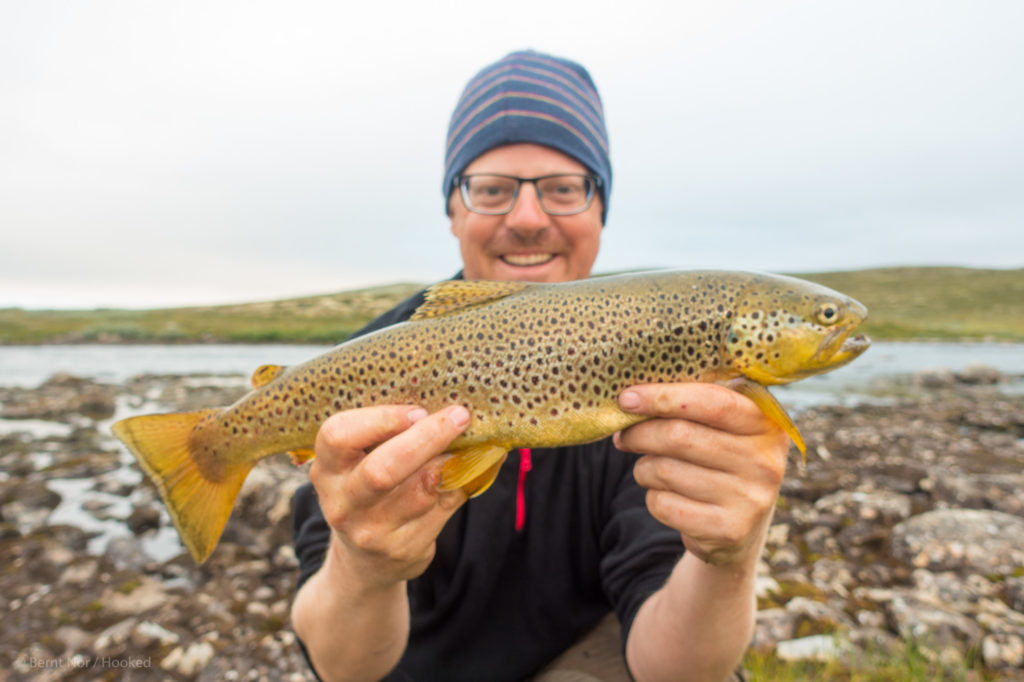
[291,50,788,682]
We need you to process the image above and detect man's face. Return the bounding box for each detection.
[448,143,603,283]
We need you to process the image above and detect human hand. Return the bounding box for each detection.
[613,383,789,567]
[309,404,470,592]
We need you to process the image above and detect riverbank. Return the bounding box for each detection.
[2,365,1023,679]
[3,267,1022,344]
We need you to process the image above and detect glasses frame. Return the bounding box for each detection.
[454,173,602,216]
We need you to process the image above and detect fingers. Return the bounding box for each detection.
[619,382,770,435]
[309,404,472,586]
[350,405,469,500]
[614,382,789,471]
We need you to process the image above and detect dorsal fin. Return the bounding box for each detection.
[250,364,286,388]
[410,280,531,320]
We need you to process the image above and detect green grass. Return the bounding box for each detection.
[743,638,995,681]
[1,267,1022,344]
[0,283,423,345]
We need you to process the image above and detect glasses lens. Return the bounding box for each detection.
[537,175,593,215]
[462,175,518,213]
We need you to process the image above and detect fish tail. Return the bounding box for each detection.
[111,409,253,564]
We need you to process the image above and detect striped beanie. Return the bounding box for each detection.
[443,50,612,223]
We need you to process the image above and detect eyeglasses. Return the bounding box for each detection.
[454,173,601,216]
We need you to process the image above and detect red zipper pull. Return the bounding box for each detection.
[515,448,532,532]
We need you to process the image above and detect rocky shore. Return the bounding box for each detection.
[2,366,1023,680]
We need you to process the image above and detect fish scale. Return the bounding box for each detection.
[111,269,870,562]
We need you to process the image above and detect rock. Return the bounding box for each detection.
[913,367,956,388]
[103,576,169,615]
[0,373,117,420]
[1005,577,1024,613]
[132,620,181,648]
[957,364,1002,385]
[95,617,140,653]
[776,634,848,662]
[814,489,912,524]
[981,633,1024,669]
[910,569,998,610]
[809,558,857,597]
[751,608,796,650]
[162,641,215,678]
[891,509,1024,575]
[106,535,150,571]
[769,544,803,571]
[803,526,840,557]
[785,596,853,633]
[127,505,161,534]
[887,592,983,649]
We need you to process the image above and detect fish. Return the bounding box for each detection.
[111,270,870,563]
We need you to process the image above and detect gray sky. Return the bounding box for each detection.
[2,0,1022,309]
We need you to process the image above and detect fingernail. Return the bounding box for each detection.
[620,391,641,411]
[408,407,428,423]
[449,405,470,427]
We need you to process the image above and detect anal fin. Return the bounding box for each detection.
[439,443,511,498]
[727,378,807,462]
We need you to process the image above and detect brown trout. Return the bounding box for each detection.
[112,270,870,562]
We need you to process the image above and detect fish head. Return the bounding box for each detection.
[723,274,871,385]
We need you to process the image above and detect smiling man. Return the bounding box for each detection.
[290,51,784,682]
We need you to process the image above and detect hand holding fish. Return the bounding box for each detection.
[310,404,471,588]
[292,404,471,681]
[615,382,788,567]
[615,382,789,681]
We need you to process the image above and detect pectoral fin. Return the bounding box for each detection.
[439,443,511,497]
[728,378,806,461]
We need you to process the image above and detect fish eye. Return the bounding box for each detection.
[815,301,841,326]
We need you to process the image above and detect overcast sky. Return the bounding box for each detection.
[2,0,1021,309]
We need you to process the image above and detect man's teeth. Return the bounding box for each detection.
[502,253,555,266]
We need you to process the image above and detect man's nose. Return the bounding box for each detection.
[505,182,549,229]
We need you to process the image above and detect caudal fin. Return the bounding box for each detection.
[111,410,253,563]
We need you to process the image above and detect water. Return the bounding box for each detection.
[0,343,331,388]
[775,341,1024,409]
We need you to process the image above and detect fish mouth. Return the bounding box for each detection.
[501,253,556,267]
[812,328,871,370]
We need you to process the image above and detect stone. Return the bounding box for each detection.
[814,489,912,524]
[132,620,181,648]
[1005,577,1024,613]
[913,367,956,388]
[809,558,857,598]
[776,634,848,662]
[104,576,168,615]
[751,608,795,650]
[162,641,216,678]
[887,593,983,649]
[981,633,1024,669]
[95,618,140,653]
[909,570,999,610]
[126,505,161,534]
[891,509,1024,575]
[957,364,1002,385]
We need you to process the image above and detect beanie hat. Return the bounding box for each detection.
[443,50,612,224]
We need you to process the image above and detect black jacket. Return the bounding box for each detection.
[291,275,684,681]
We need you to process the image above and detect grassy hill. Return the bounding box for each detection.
[1,267,1021,344]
